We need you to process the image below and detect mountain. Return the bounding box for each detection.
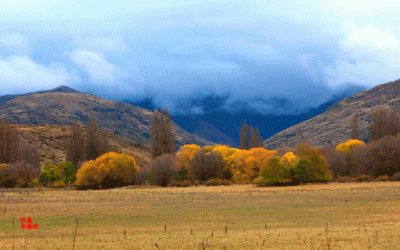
[0,86,213,149]
[263,79,400,149]
[17,124,151,167]
[171,116,238,147]
[167,85,365,147]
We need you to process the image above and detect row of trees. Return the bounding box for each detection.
[66,119,110,170]
[351,107,400,141]
[150,108,175,158]
[239,120,263,149]
[0,119,20,164]
[143,143,332,187]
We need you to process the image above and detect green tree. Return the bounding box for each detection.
[293,143,332,183]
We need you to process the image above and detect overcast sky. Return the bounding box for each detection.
[1,0,400,115]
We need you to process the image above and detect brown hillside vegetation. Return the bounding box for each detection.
[0,87,212,148]
[16,124,150,168]
[264,78,400,149]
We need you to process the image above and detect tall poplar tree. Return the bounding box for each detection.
[66,121,85,171]
[351,114,359,140]
[150,108,175,158]
[369,108,400,141]
[255,127,263,147]
[249,126,256,149]
[0,119,20,164]
[86,118,109,160]
[239,120,249,150]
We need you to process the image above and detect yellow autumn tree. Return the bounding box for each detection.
[212,145,241,179]
[176,144,201,171]
[229,148,277,183]
[76,152,139,189]
[336,139,365,156]
[280,152,297,166]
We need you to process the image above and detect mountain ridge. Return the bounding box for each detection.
[0,88,213,149]
[263,78,400,149]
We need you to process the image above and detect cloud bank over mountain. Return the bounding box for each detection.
[1,0,399,115]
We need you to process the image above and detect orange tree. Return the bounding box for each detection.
[176,144,201,181]
[336,139,365,156]
[229,148,276,183]
[75,152,139,189]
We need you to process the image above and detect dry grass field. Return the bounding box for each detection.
[1,182,400,249]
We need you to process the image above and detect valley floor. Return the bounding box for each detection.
[1,182,400,249]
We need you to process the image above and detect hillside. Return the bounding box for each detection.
[17,124,151,167]
[263,79,400,149]
[0,86,213,149]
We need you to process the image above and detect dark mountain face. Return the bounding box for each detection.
[125,85,365,147]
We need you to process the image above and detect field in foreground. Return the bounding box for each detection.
[1,182,400,250]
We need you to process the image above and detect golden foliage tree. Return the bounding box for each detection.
[176,144,201,172]
[76,152,139,189]
[336,139,365,156]
[229,148,277,183]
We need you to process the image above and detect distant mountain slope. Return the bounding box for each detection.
[128,85,365,147]
[263,79,400,149]
[0,87,213,149]
[171,116,238,147]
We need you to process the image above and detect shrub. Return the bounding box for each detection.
[336,175,355,183]
[0,161,41,188]
[76,152,139,189]
[254,156,292,185]
[205,178,232,186]
[292,143,333,183]
[28,178,41,188]
[189,149,224,182]
[350,135,400,177]
[135,165,150,185]
[39,164,61,186]
[57,162,76,184]
[356,175,372,182]
[170,179,193,187]
[391,172,400,181]
[51,180,67,188]
[0,164,17,188]
[376,175,390,182]
[150,154,179,187]
[323,146,348,178]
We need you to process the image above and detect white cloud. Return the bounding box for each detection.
[0,55,77,94]
[68,49,125,83]
[0,31,29,51]
[325,23,400,88]
[73,36,129,53]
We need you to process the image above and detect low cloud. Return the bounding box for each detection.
[68,49,126,84]
[1,1,400,115]
[0,55,77,95]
